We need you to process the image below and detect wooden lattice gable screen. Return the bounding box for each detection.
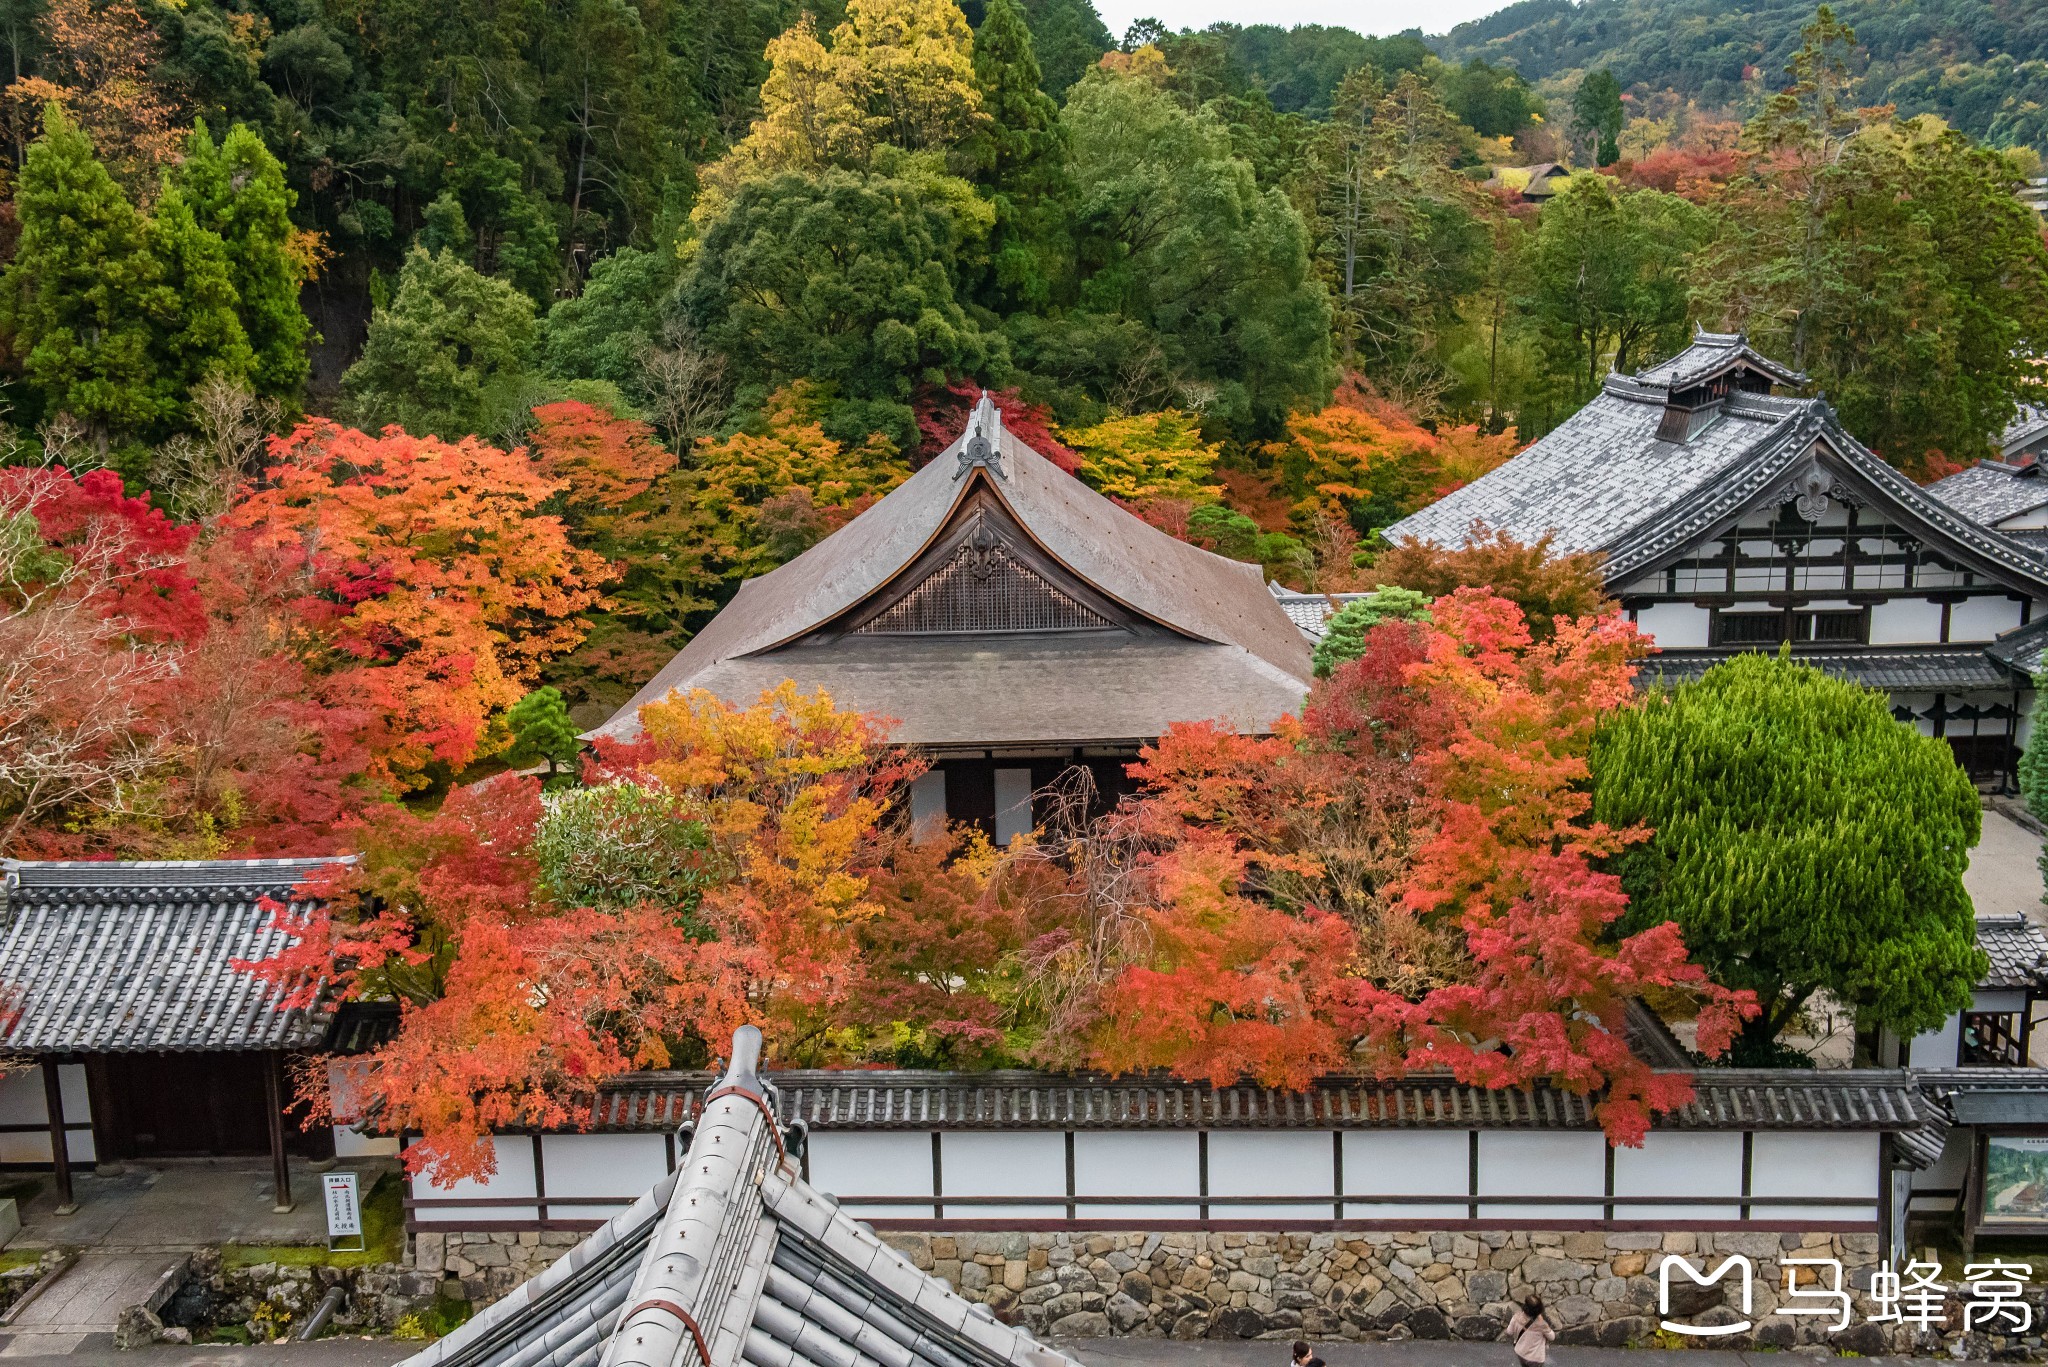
[840,494,1134,637]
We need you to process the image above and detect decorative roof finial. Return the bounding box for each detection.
[713,1024,768,1101]
[955,391,1006,480]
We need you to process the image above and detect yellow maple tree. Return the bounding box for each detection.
[1061,409,1224,502]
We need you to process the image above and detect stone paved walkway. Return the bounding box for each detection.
[6,1159,394,1254]
[0,1252,184,1356]
[1970,805,2046,924]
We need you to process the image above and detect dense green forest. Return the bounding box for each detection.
[1,0,2044,557]
[1434,0,2048,154]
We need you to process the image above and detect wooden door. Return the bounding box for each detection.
[86,1052,276,1159]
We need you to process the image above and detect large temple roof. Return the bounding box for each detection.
[1383,338,2048,595]
[399,1029,1080,1367]
[595,397,1311,746]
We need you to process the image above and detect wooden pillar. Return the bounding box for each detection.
[264,1053,293,1214]
[40,1059,75,1215]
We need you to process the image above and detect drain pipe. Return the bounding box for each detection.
[297,1286,346,1342]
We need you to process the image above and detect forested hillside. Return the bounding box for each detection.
[4,0,2048,862]
[1435,0,2048,153]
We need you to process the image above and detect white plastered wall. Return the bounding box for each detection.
[0,1064,93,1165]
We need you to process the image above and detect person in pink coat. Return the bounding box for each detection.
[1506,1295,1557,1367]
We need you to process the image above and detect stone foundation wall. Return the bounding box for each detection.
[876,1229,1910,1354]
[183,1226,2048,1360]
[415,1230,588,1304]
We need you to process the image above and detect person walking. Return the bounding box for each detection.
[1506,1296,1555,1367]
[1290,1341,1325,1367]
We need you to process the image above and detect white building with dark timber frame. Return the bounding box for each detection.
[1382,330,2048,788]
[594,395,1314,842]
[0,856,373,1212]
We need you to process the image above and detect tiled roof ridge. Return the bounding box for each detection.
[1600,373,1667,402]
[403,1029,1083,1367]
[565,1066,1927,1135]
[3,855,352,893]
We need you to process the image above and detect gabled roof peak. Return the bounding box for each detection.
[1634,328,1809,393]
[954,392,1006,481]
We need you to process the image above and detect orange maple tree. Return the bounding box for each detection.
[226,421,611,784]
[594,681,927,1050]
[1273,381,1516,525]
[1334,591,1754,1144]
[2,0,184,189]
[526,401,674,523]
[1372,524,1614,639]
[271,682,928,1181]
[1029,590,1753,1143]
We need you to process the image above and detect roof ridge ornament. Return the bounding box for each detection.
[955,390,1006,480]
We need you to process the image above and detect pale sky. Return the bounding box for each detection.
[1091,0,1505,43]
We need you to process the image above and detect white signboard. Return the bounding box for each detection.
[323,1172,362,1247]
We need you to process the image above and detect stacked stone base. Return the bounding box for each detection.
[879,1229,1909,1353]
[413,1230,585,1307]
[155,1227,2048,1360]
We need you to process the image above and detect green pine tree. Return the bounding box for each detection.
[0,105,167,452]
[505,687,583,779]
[342,245,539,440]
[1590,652,1986,1058]
[1018,0,1112,99]
[145,178,255,408]
[2021,711,2048,823]
[1572,68,1624,168]
[970,0,1070,310]
[174,122,315,406]
[1310,585,1432,677]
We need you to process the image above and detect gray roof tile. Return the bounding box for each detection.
[0,857,347,1052]
[1974,914,2048,990]
[1642,649,2019,693]
[1385,352,2048,600]
[576,1068,1926,1134]
[2005,406,2048,459]
[1268,588,1372,641]
[1928,461,2048,525]
[400,1031,1085,1367]
[1634,332,1806,389]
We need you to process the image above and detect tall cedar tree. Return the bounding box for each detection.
[142,178,255,415]
[1018,0,1111,98]
[1061,67,1333,435]
[1692,7,2048,473]
[0,106,166,452]
[678,170,1002,448]
[173,122,315,405]
[969,0,1070,311]
[1523,174,1709,400]
[1590,652,1984,1057]
[343,247,539,441]
[1309,70,1488,381]
[1573,68,1624,167]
